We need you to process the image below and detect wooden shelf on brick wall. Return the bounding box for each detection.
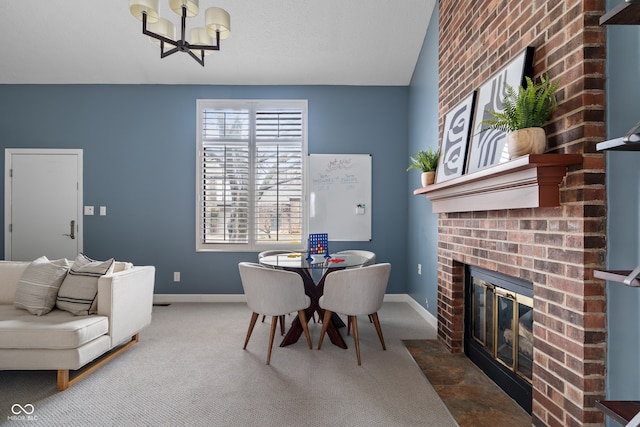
[600,1,640,25]
[596,136,640,151]
[596,400,640,425]
[594,269,640,287]
[413,154,582,213]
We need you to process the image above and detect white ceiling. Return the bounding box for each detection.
[0,1,435,86]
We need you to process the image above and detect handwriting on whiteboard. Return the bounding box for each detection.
[312,170,359,192]
[341,174,358,184]
[325,157,355,172]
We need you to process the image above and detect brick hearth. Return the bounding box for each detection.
[436,1,607,426]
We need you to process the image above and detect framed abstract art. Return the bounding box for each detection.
[436,91,476,183]
[467,46,535,174]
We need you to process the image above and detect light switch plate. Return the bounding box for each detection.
[99,206,106,216]
[84,206,94,215]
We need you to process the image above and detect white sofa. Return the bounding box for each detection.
[0,260,155,390]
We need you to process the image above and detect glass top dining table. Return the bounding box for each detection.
[258,253,369,270]
[258,252,369,349]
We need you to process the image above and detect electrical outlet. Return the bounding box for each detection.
[417,263,422,275]
[173,272,180,282]
[425,298,429,308]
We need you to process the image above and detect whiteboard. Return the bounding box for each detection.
[309,154,372,241]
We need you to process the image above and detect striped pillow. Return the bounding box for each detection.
[56,254,114,316]
[14,256,70,316]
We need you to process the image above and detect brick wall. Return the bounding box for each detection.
[437,1,607,426]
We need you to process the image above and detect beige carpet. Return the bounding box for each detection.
[0,302,457,427]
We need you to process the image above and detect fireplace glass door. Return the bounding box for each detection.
[472,277,533,383]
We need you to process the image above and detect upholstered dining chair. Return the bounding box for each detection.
[258,249,319,325]
[334,250,377,335]
[258,249,296,261]
[317,263,391,365]
[335,250,376,267]
[238,262,313,364]
[258,249,298,328]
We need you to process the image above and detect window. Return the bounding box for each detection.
[196,100,307,252]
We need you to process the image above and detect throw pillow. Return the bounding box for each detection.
[113,261,133,273]
[56,254,114,316]
[0,261,31,304]
[14,256,70,316]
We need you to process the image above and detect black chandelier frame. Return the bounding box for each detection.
[140,5,221,67]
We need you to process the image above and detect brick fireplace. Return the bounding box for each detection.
[435,1,608,426]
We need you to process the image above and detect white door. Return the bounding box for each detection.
[5,149,83,261]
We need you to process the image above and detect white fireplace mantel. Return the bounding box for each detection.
[413,154,583,213]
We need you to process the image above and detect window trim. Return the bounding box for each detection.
[196,99,308,252]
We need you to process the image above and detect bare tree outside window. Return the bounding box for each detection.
[197,100,307,252]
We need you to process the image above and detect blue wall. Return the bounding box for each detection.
[0,85,409,294]
[407,6,440,317]
[605,0,640,405]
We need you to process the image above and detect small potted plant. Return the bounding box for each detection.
[481,73,559,158]
[407,147,440,187]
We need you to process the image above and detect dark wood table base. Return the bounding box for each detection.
[280,267,347,349]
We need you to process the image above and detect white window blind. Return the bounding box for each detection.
[197,100,307,251]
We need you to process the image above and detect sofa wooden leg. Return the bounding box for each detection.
[57,370,70,391]
[56,334,140,391]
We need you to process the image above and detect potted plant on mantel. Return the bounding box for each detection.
[407,147,440,187]
[481,73,560,159]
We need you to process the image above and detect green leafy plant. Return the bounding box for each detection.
[406,148,440,173]
[481,74,560,133]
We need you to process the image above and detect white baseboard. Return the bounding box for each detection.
[153,294,246,304]
[400,294,438,330]
[153,293,438,329]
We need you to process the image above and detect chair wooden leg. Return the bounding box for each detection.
[261,315,266,323]
[317,310,333,350]
[343,314,371,335]
[370,312,386,350]
[351,316,361,365]
[298,310,313,349]
[244,312,260,349]
[266,316,278,365]
[279,315,285,336]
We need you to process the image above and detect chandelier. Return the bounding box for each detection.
[129,0,230,66]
